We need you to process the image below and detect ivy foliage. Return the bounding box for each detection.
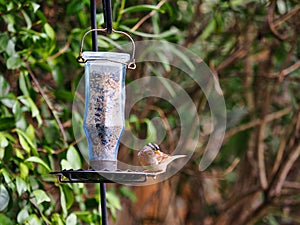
[0,0,138,224]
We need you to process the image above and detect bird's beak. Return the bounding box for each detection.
[155,150,160,155]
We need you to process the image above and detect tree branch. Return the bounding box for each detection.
[130,0,167,32]
[26,63,68,146]
[225,107,292,140]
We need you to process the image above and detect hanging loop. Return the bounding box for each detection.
[102,0,113,34]
[77,28,136,70]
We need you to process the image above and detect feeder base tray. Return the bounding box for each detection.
[50,169,163,183]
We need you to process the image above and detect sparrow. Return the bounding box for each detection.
[137,142,186,172]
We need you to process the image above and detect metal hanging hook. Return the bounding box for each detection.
[102,0,113,34]
[77,28,136,69]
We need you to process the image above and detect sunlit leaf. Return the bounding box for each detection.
[21,10,32,29]
[32,189,51,204]
[7,54,23,69]
[19,71,30,96]
[0,133,9,148]
[16,176,27,196]
[25,156,51,172]
[17,206,29,224]
[17,131,31,153]
[44,23,55,40]
[0,33,9,53]
[122,5,162,14]
[26,214,42,225]
[1,168,15,190]
[66,213,77,225]
[20,162,29,179]
[59,186,67,218]
[0,185,9,211]
[0,75,10,96]
[62,185,74,210]
[66,146,82,170]
[31,2,40,13]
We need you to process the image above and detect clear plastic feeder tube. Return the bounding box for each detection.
[83,52,130,170]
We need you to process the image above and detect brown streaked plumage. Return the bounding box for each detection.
[137,143,186,172]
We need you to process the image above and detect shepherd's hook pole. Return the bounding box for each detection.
[89,1,108,225]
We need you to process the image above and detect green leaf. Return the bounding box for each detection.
[6,39,15,56]
[66,213,77,225]
[122,5,162,14]
[7,54,23,70]
[1,168,15,190]
[27,97,40,118]
[144,119,157,143]
[2,143,13,161]
[21,10,32,29]
[17,130,31,153]
[66,146,82,170]
[26,214,42,225]
[0,133,9,148]
[25,125,37,149]
[61,159,72,170]
[17,206,29,223]
[59,186,67,218]
[16,176,28,196]
[31,2,40,13]
[106,190,122,219]
[120,25,178,38]
[16,128,37,153]
[32,189,51,204]
[201,19,216,40]
[20,162,29,179]
[119,187,137,202]
[0,75,10,96]
[19,71,30,96]
[15,148,24,159]
[1,93,17,108]
[25,156,51,172]
[62,185,74,210]
[0,33,9,53]
[51,213,64,225]
[0,117,15,131]
[0,184,9,211]
[0,214,13,225]
[0,148,4,160]
[44,23,55,40]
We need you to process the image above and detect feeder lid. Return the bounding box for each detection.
[81,51,130,64]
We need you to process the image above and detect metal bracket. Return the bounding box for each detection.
[77,28,136,70]
[50,169,163,184]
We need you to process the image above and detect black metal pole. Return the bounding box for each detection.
[90,1,108,225]
[102,0,113,34]
[100,182,108,225]
[90,0,98,51]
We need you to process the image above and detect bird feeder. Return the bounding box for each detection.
[50,1,165,224]
[51,18,161,183]
[77,28,136,171]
